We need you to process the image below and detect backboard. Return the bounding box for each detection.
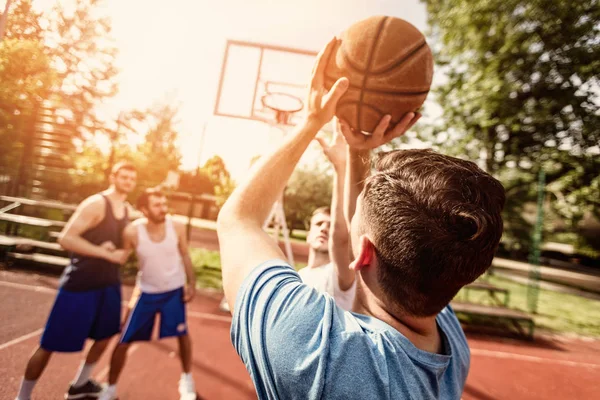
[213,40,318,126]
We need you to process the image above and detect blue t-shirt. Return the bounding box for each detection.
[232,260,470,400]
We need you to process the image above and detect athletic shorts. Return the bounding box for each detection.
[40,284,122,352]
[120,287,187,343]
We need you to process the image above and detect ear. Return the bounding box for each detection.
[349,235,375,271]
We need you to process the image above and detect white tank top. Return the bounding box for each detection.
[136,217,186,293]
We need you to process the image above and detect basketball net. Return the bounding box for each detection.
[262,109,295,266]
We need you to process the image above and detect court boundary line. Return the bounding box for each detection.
[0,328,43,351]
[470,348,600,368]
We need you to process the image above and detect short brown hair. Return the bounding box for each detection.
[136,187,165,210]
[311,207,331,218]
[111,161,136,175]
[361,149,505,317]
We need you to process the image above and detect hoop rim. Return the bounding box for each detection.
[261,92,304,113]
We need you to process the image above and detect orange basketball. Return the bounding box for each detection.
[325,16,434,133]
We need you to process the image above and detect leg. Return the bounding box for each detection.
[85,337,112,364]
[16,347,52,399]
[177,334,192,373]
[24,346,52,380]
[70,337,112,388]
[108,343,131,385]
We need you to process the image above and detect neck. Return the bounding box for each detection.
[145,217,166,232]
[104,187,127,202]
[353,274,442,353]
[307,249,330,268]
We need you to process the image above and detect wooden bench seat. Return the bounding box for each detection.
[464,281,510,306]
[6,252,70,267]
[451,301,535,339]
[0,213,66,228]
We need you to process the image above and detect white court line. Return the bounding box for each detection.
[0,280,57,294]
[188,310,231,323]
[0,328,43,351]
[0,279,231,322]
[470,348,600,369]
[94,344,139,382]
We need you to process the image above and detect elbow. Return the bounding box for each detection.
[57,234,67,249]
[216,203,237,234]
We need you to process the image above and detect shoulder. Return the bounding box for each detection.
[125,219,145,234]
[75,194,106,219]
[80,194,105,210]
[170,218,186,235]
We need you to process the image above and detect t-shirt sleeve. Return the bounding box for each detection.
[231,260,338,399]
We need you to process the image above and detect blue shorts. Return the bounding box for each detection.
[120,287,187,343]
[41,284,121,352]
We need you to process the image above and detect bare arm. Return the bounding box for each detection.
[58,195,124,263]
[217,37,349,312]
[175,222,197,302]
[316,125,353,290]
[339,114,422,224]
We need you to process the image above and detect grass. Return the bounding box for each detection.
[191,248,600,337]
[456,274,600,337]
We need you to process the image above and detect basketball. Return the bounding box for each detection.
[325,16,434,133]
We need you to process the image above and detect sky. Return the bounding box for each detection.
[30,0,435,181]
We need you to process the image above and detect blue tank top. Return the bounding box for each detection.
[59,194,129,291]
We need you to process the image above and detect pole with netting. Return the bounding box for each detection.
[527,169,545,314]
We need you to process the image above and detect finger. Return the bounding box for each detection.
[338,119,362,146]
[386,112,416,140]
[311,37,338,89]
[372,114,392,143]
[406,112,422,131]
[321,77,349,111]
[314,136,328,150]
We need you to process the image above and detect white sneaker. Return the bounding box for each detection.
[178,373,196,400]
[98,385,118,400]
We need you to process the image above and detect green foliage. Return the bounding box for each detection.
[457,275,600,337]
[201,155,235,207]
[422,0,600,254]
[284,164,333,231]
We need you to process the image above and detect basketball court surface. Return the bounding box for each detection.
[1,269,599,399]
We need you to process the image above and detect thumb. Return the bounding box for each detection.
[314,136,328,151]
[322,77,349,111]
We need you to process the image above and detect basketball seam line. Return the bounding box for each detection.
[337,101,397,123]
[323,76,429,95]
[359,16,389,131]
[371,40,429,75]
[332,40,428,79]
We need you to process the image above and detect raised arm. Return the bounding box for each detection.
[217,37,349,312]
[175,222,197,302]
[338,114,422,224]
[58,195,127,264]
[316,124,353,290]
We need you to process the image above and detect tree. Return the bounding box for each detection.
[284,166,333,232]
[44,0,119,136]
[423,0,600,251]
[201,155,235,207]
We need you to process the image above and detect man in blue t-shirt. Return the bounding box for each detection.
[217,37,505,400]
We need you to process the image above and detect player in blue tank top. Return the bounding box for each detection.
[15,162,137,400]
[217,37,506,400]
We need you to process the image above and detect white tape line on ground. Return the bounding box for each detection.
[0,280,56,294]
[470,348,600,369]
[188,310,231,323]
[0,328,43,351]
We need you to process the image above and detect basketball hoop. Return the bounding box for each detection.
[261,92,304,125]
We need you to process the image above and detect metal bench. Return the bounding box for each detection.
[451,301,535,340]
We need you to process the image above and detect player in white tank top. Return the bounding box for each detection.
[135,216,186,293]
[99,189,197,400]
